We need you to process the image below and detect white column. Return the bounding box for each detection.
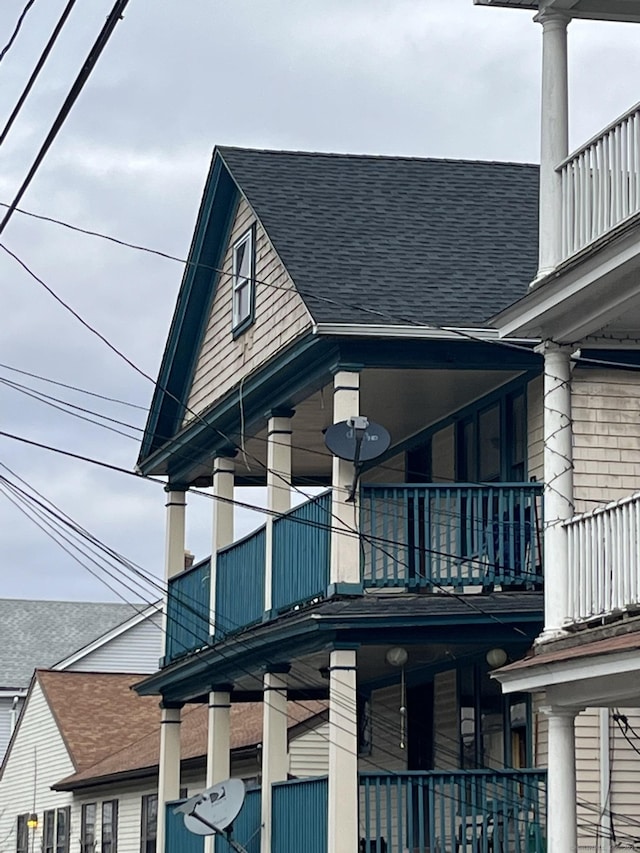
[542,706,579,853]
[260,669,289,853]
[539,342,574,639]
[209,455,235,637]
[264,411,293,613]
[205,689,231,853]
[156,703,182,853]
[535,10,570,278]
[330,371,361,588]
[327,647,359,853]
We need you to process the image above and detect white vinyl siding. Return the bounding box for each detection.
[527,376,544,482]
[358,684,407,773]
[289,721,330,777]
[184,197,313,422]
[62,612,162,674]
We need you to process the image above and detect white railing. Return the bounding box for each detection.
[558,102,640,259]
[566,492,640,623]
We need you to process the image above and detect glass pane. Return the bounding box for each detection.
[478,404,501,481]
[235,282,250,323]
[237,237,252,279]
[509,393,526,479]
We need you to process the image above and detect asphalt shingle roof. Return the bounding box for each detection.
[217,147,539,328]
[0,599,138,687]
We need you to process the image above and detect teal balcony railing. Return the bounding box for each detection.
[166,788,261,853]
[215,526,266,640]
[165,559,210,664]
[272,776,328,853]
[272,491,331,613]
[360,483,543,590]
[359,770,546,853]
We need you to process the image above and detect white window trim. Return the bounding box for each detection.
[231,226,255,331]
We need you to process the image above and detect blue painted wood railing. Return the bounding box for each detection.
[215,526,266,639]
[360,483,543,590]
[166,789,261,853]
[272,491,331,613]
[272,776,328,853]
[359,770,546,853]
[165,559,211,664]
[165,802,203,853]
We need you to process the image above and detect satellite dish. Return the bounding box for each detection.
[175,779,245,836]
[324,417,391,462]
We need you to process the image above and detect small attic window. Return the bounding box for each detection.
[232,225,256,334]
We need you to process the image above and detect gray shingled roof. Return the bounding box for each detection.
[0,599,138,688]
[217,147,539,327]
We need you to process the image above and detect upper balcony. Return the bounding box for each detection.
[164,481,543,666]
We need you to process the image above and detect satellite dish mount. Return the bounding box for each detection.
[324,416,391,501]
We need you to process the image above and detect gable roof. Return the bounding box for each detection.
[0,599,140,688]
[217,147,539,328]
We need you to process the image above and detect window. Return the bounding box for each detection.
[55,807,70,853]
[43,810,55,853]
[232,226,255,332]
[102,801,118,853]
[140,794,157,853]
[81,803,96,853]
[16,814,28,853]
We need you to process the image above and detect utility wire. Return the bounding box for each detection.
[0,0,78,147]
[0,0,130,236]
[0,0,37,65]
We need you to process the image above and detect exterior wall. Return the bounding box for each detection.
[60,611,163,674]
[184,197,313,421]
[73,780,157,853]
[0,681,74,853]
[431,425,455,483]
[572,367,640,513]
[358,684,406,773]
[609,708,640,846]
[433,669,458,770]
[289,721,330,777]
[527,375,544,482]
[575,709,601,852]
[0,694,23,765]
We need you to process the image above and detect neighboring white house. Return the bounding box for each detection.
[0,598,156,762]
[0,669,327,853]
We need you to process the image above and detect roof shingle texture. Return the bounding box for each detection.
[217,147,539,327]
[0,599,138,687]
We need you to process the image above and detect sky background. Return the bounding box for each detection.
[0,0,639,603]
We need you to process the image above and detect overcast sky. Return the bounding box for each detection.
[0,0,639,604]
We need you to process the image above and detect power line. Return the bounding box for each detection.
[0,0,130,236]
[0,0,37,65]
[0,0,78,147]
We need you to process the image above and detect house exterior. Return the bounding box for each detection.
[0,598,152,762]
[472,2,640,853]
[0,669,326,853]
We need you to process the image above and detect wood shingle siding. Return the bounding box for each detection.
[184,197,313,422]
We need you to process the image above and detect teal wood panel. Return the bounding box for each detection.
[271,776,328,853]
[360,483,543,591]
[165,803,204,853]
[165,560,211,664]
[272,491,331,613]
[215,526,266,639]
[226,787,261,852]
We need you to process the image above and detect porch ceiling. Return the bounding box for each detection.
[474,0,640,22]
[233,367,525,483]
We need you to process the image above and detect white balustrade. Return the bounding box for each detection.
[558,102,640,260]
[565,492,640,623]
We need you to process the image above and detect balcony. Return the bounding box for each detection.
[164,483,543,665]
[166,770,546,853]
[566,491,640,624]
[559,102,640,261]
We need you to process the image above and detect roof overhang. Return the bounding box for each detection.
[492,215,640,343]
[474,0,640,22]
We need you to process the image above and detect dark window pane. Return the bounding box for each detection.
[478,404,501,481]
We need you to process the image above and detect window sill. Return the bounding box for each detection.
[232,314,255,339]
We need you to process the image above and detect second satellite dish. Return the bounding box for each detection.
[175,778,245,836]
[324,417,391,462]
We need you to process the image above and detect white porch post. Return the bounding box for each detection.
[535,9,570,278]
[264,410,294,614]
[260,668,289,853]
[156,703,182,853]
[204,688,232,853]
[330,370,361,589]
[157,488,186,853]
[209,454,236,637]
[327,647,359,853]
[542,706,579,853]
[539,342,574,639]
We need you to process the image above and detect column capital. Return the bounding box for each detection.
[534,340,574,358]
[330,362,364,377]
[539,704,583,719]
[209,683,233,696]
[159,699,184,711]
[213,446,238,463]
[164,485,188,497]
[266,406,295,421]
[534,8,571,28]
[263,662,291,675]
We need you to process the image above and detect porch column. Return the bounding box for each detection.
[539,342,574,639]
[264,410,294,614]
[209,454,236,637]
[535,9,570,278]
[260,668,289,853]
[327,647,359,853]
[542,706,579,853]
[161,488,187,636]
[204,687,231,853]
[156,702,182,853]
[330,370,361,589]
